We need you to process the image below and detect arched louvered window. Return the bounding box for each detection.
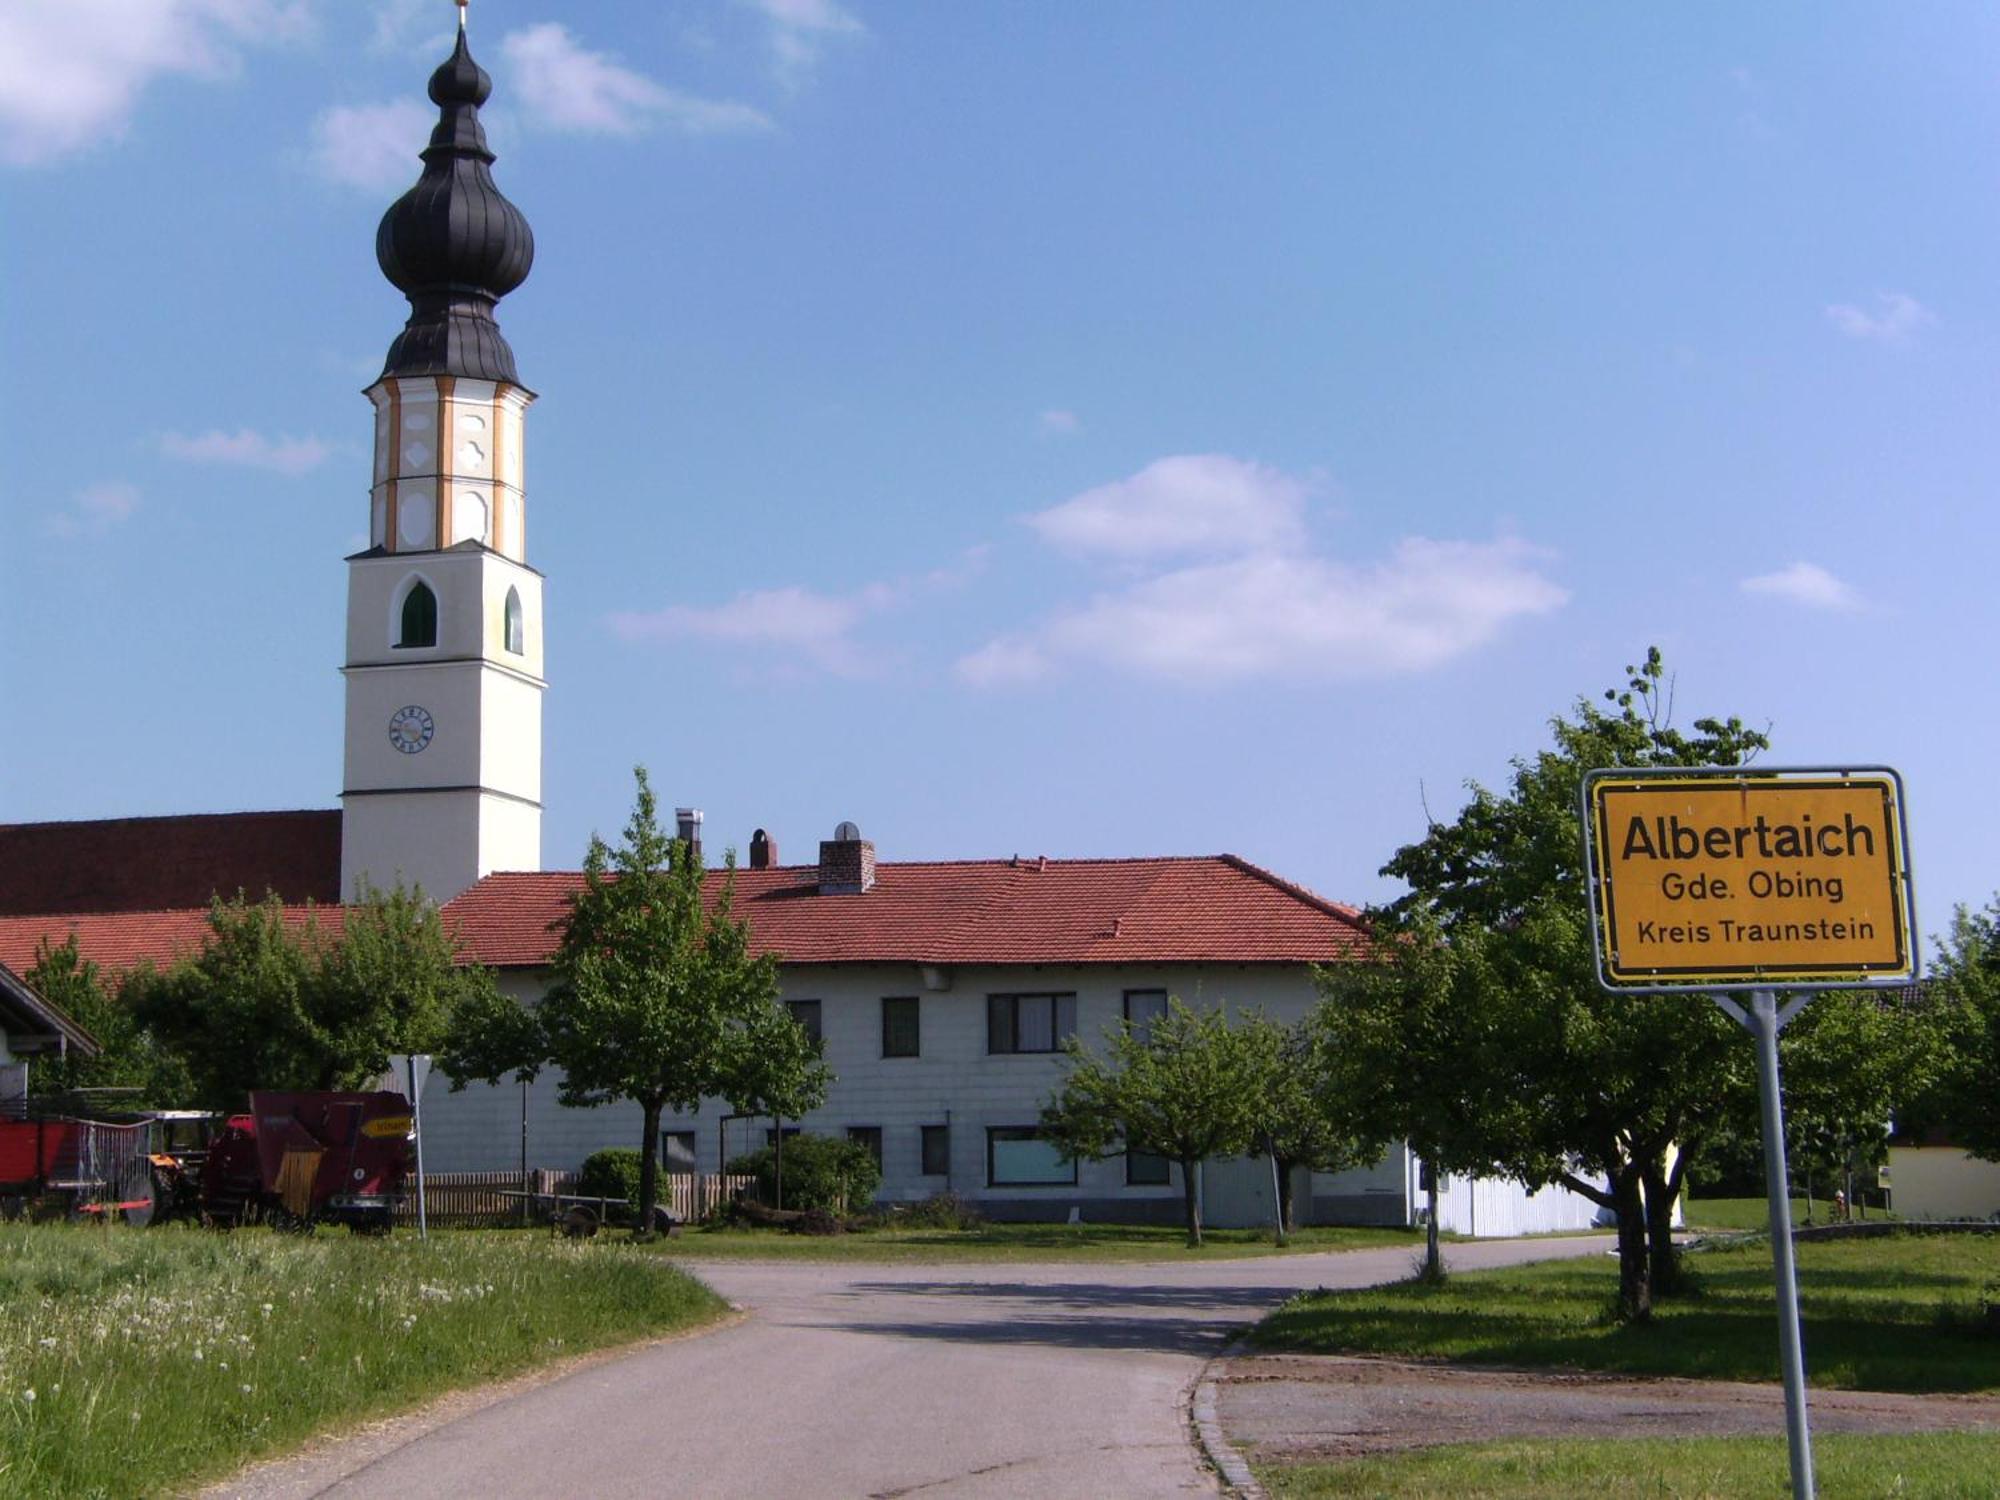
[504,586,524,654]
[399,580,438,648]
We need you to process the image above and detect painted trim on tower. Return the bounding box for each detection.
[340,656,546,689]
[341,784,543,810]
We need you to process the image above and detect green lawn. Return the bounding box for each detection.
[655,1220,1425,1262]
[1680,1195,1809,1232]
[0,1223,726,1500]
[1254,1433,2000,1499]
[1249,1231,2000,1392]
[1681,1195,1891,1233]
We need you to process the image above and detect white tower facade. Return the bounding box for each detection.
[340,22,543,904]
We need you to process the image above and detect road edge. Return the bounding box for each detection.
[1190,1333,1265,1500]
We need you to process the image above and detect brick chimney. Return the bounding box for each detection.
[749,828,777,869]
[817,820,875,894]
[674,807,703,860]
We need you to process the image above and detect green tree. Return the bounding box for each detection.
[726,1001,830,1210]
[1241,1014,1372,1242]
[1370,649,1765,1319]
[1040,997,1261,1246]
[443,767,805,1238]
[1913,900,2000,1160]
[21,937,189,1105]
[130,885,490,1109]
[1310,914,1535,1279]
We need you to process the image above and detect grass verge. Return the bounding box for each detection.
[0,1223,726,1499]
[1253,1432,2000,1498]
[654,1221,1425,1262]
[1249,1231,2000,1392]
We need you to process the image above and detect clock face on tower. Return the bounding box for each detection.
[388,705,435,754]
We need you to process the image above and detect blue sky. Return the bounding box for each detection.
[3,1,1995,947]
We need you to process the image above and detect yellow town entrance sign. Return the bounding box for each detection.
[1583,768,1915,990]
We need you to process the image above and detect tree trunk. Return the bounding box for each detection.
[637,1098,663,1241]
[1425,1176,1441,1281]
[1275,1155,1297,1237]
[1180,1156,1203,1247]
[1642,1153,1688,1297]
[774,1118,785,1212]
[1611,1167,1651,1322]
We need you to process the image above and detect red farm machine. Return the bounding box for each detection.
[0,1090,413,1233]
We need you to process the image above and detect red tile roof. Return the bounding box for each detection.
[0,906,348,978]
[441,855,1370,969]
[0,811,341,916]
[0,857,1369,977]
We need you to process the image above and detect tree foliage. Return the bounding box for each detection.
[21,937,190,1105]
[1241,1014,1373,1238]
[129,884,484,1110]
[1914,900,2000,1161]
[727,1134,881,1214]
[1352,649,1767,1319]
[1040,997,1264,1245]
[442,767,825,1237]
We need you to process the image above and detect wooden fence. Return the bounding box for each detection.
[393,1169,756,1227]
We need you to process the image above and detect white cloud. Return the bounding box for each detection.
[1039,409,1080,436]
[368,0,451,56]
[1825,292,1934,344]
[737,0,862,84]
[610,584,888,676]
[1027,453,1310,562]
[609,549,988,678]
[0,0,309,167]
[46,481,139,538]
[309,98,431,191]
[960,539,1566,685]
[501,23,770,137]
[958,455,1566,686]
[162,428,330,476]
[1740,561,1860,611]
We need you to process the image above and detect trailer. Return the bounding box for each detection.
[0,1111,157,1224]
[200,1091,412,1232]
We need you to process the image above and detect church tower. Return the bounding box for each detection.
[341,17,542,903]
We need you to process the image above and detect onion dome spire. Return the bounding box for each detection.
[375,20,535,385]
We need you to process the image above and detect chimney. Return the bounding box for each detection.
[674,807,703,860]
[817,820,875,894]
[749,828,777,869]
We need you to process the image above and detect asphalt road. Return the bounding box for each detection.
[212,1235,1606,1500]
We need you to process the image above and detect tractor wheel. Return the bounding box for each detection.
[268,1204,317,1236]
[561,1204,599,1239]
[347,1211,393,1236]
[120,1170,159,1229]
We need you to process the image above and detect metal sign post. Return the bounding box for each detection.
[400,1053,433,1241]
[1708,986,1818,1499]
[1579,766,1917,1500]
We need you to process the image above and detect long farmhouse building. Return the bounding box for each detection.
[1,22,1601,1236]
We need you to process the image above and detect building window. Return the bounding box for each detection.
[921,1124,950,1177]
[1124,989,1168,1045]
[398,580,437,647]
[1126,1150,1171,1186]
[847,1126,883,1169]
[503,585,524,654]
[987,1127,1076,1187]
[987,993,1077,1055]
[882,996,920,1058]
[662,1130,698,1175]
[786,999,822,1047]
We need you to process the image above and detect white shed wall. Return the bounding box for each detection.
[1888,1146,2000,1221]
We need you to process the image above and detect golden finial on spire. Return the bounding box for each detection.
[456,0,469,31]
